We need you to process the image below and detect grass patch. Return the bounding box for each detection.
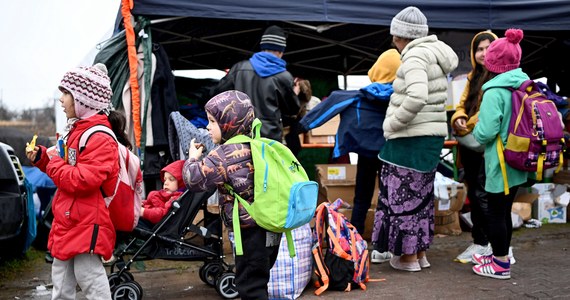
[0,247,45,282]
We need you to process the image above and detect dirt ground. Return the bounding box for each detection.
[2,223,570,299]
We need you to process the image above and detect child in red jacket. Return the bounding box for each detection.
[140,160,186,224]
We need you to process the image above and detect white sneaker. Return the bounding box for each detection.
[371,250,393,264]
[455,243,492,263]
[389,256,421,272]
[508,246,516,265]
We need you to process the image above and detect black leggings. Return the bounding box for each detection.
[459,146,489,246]
[482,187,517,257]
[351,155,383,234]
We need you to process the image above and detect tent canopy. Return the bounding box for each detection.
[122,0,570,93]
[130,0,570,30]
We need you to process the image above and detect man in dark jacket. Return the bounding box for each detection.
[212,25,301,141]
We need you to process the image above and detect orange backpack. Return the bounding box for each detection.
[312,199,369,295]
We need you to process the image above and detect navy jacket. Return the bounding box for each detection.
[299,82,393,158]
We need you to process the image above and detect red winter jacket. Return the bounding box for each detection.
[34,114,118,261]
[141,190,183,224]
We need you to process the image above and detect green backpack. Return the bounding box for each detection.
[224,119,318,257]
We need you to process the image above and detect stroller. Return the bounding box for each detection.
[108,189,238,299]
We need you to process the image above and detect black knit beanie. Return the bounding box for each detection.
[260,25,287,52]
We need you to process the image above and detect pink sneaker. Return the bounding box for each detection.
[471,253,492,265]
[473,259,511,279]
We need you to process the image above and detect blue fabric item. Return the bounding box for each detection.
[299,82,393,158]
[179,104,208,128]
[560,107,570,120]
[535,81,568,107]
[22,166,55,192]
[190,117,208,128]
[23,178,37,254]
[249,52,287,78]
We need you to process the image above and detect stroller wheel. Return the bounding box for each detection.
[111,281,142,300]
[215,272,239,299]
[200,262,223,286]
[129,280,144,299]
[108,272,134,292]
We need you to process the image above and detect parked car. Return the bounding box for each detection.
[0,142,31,257]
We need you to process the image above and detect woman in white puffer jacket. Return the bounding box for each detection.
[372,6,458,273]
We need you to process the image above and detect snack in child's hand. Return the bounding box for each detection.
[26,134,38,152]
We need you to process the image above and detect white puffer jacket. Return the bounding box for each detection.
[383,35,458,139]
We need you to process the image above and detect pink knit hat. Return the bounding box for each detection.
[484,29,524,74]
[59,63,113,119]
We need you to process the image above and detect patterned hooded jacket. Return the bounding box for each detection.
[183,90,257,228]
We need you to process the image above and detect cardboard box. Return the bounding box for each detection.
[311,115,340,136]
[304,115,340,144]
[532,183,556,195]
[500,187,538,221]
[513,187,540,204]
[533,194,567,223]
[304,132,336,144]
[446,74,468,110]
[512,202,532,221]
[323,184,356,205]
[435,211,462,236]
[434,183,466,215]
[315,164,379,208]
[433,183,465,236]
[337,208,375,241]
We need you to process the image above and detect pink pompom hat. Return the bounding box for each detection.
[484,28,524,74]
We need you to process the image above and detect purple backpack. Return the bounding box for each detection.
[501,80,565,181]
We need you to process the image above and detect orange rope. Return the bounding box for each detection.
[121,0,141,147]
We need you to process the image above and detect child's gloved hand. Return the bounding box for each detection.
[188,138,204,160]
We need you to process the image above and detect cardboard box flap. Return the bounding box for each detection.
[311,115,340,136]
[316,164,356,182]
[514,187,539,204]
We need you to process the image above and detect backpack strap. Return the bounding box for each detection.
[312,203,330,296]
[496,135,510,195]
[78,125,120,200]
[79,125,117,153]
[252,118,262,139]
[224,183,251,256]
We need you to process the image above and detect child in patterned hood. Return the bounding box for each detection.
[183,90,282,300]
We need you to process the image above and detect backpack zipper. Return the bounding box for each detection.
[262,143,268,192]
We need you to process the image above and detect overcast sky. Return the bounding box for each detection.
[0,0,120,112]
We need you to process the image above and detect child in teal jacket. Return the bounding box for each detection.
[472,29,533,280]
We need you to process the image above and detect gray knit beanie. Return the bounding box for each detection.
[390,6,429,39]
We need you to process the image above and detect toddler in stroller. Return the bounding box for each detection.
[108,187,237,299]
[139,160,186,226]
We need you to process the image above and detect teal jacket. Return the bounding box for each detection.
[473,68,532,193]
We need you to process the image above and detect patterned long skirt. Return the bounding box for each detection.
[371,162,435,256]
